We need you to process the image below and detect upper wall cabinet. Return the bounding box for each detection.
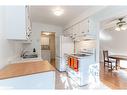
[63,27,73,37]
[78,19,89,36]
[73,23,79,37]
[64,18,95,38]
[5,6,32,41]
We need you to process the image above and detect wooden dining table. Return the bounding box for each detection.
[109,55,127,70]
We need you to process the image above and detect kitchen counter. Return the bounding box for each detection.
[0,60,55,80]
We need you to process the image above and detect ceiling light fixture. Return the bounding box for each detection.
[53,7,64,16]
[115,25,127,31]
[42,32,51,35]
[115,18,127,31]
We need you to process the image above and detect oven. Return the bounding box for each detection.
[66,53,95,86]
[68,57,79,72]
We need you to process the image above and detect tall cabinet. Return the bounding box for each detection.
[5,6,32,42]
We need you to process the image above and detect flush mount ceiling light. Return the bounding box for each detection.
[53,7,64,16]
[42,32,51,35]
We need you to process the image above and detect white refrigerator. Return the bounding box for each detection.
[55,35,74,71]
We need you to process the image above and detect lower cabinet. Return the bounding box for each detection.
[0,71,55,89]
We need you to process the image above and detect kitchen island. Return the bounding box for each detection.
[0,61,55,89]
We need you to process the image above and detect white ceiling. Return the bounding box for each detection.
[30,6,103,27]
[101,14,127,31]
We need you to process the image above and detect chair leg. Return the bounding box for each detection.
[104,61,105,67]
[111,63,112,70]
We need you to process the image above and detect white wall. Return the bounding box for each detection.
[25,22,63,58]
[0,7,23,69]
[75,40,96,53]
[91,6,127,62]
[100,29,127,54]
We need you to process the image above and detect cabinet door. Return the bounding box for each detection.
[5,6,28,40]
[68,27,73,38]
[88,19,96,36]
[64,27,73,38]
[25,6,32,40]
[63,29,69,37]
[79,19,89,36]
[73,23,79,37]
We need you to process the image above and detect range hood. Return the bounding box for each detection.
[72,34,95,42]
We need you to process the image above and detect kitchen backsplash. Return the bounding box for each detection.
[75,40,96,53]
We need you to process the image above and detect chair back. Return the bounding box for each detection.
[103,50,109,62]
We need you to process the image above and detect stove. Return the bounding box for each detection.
[72,53,92,57]
[71,52,93,58]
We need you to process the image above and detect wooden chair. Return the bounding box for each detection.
[103,50,115,70]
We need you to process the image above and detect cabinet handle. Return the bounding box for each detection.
[28,32,32,37]
[27,27,32,31]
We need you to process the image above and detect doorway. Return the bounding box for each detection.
[41,32,56,67]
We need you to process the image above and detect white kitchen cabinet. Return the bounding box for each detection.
[0,71,55,89]
[68,27,74,38]
[88,18,96,36]
[64,18,93,38]
[79,19,89,36]
[72,23,79,38]
[63,29,69,37]
[73,19,89,37]
[63,27,73,38]
[5,6,32,41]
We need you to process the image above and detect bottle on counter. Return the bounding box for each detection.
[33,48,36,53]
[33,48,38,57]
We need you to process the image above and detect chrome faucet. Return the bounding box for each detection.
[20,50,29,57]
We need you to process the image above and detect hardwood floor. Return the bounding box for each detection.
[50,59,127,89]
[50,59,55,67]
[100,63,127,89]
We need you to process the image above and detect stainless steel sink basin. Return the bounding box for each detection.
[23,54,38,59]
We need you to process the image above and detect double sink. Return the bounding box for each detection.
[12,54,41,64]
